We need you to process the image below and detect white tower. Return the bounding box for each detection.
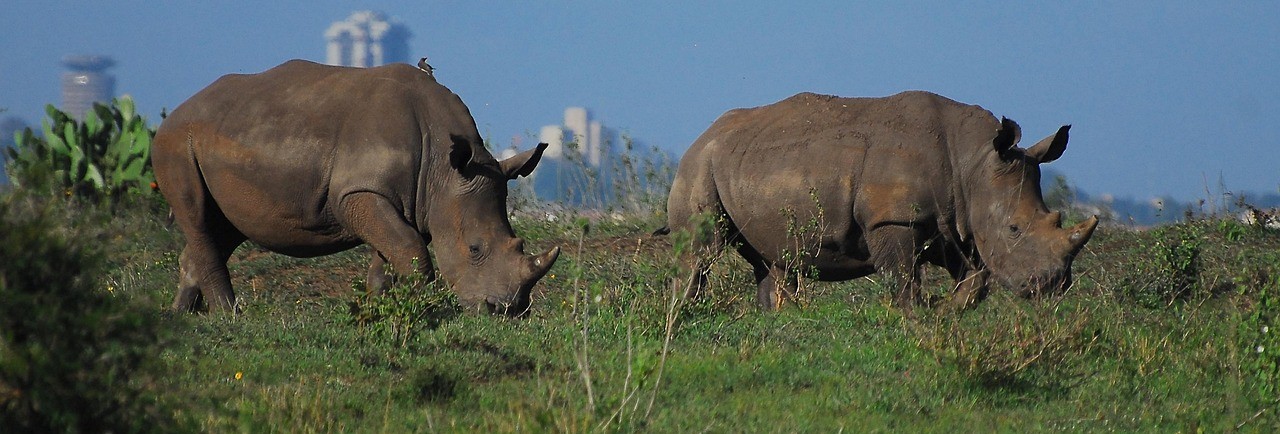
[325,11,411,67]
[588,120,604,167]
[539,125,565,159]
[61,55,115,119]
[563,107,589,151]
[539,106,612,167]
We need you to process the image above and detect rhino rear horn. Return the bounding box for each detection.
[1027,125,1071,164]
[500,142,549,179]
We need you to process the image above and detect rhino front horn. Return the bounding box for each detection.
[529,246,561,279]
[1068,216,1099,253]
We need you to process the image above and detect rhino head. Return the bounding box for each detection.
[431,139,560,316]
[968,118,1098,298]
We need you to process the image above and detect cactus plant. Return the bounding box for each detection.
[4,97,156,202]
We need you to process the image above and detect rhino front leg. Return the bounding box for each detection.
[364,249,436,293]
[366,252,390,293]
[946,269,990,311]
[867,224,926,309]
[339,192,434,284]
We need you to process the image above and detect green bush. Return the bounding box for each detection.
[0,197,174,432]
[345,266,461,347]
[5,98,157,203]
[1126,223,1204,307]
[908,299,1100,393]
[1243,266,1280,407]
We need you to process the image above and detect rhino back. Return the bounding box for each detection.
[157,60,474,253]
[697,91,998,264]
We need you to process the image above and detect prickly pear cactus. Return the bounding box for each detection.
[4,97,156,202]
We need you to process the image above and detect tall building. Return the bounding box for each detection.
[540,107,611,168]
[521,107,619,205]
[61,55,115,119]
[325,11,411,67]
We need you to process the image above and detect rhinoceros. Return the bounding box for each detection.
[153,59,560,315]
[664,91,1097,309]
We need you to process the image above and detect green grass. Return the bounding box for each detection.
[4,197,1279,433]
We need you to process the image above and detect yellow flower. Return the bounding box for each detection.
[234,371,243,380]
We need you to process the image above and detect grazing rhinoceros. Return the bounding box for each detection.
[664,91,1097,309]
[153,59,559,315]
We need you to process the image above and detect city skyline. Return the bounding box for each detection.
[2,2,1277,202]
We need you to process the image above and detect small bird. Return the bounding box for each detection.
[417,57,434,76]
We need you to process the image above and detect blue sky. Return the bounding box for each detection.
[2,1,1276,200]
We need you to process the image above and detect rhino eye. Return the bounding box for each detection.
[1007,225,1022,238]
[468,244,482,258]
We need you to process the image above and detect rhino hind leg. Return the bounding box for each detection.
[161,155,246,313]
[671,210,736,302]
[866,225,927,309]
[173,231,244,312]
[754,266,797,310]
[735,241,794,310]
[338,192,434,283]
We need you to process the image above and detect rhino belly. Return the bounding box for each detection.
[743,230,876,281]
[198,142,360,257]
[720,175,876,280]
[721,189,880,279]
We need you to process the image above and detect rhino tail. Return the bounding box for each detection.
[651,226,671,237]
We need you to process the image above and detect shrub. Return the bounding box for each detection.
[1126,223,1204,307]
[5,98,157,203]
[0,196,173,432]
[908,299,1100,393]
[1242,265,1280,407]
[345,266,461,347]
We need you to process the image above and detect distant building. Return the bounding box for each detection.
[325,11,411,67]
[538,107,612,168]
[61,55,115,119]
[515,107,623,206]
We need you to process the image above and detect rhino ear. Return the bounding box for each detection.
[1026,125,1070,164]
[500,142,549,179]
[993,117,1022,157]
[448,135,475,172]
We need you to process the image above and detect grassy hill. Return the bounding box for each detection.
[3,196,1278,432]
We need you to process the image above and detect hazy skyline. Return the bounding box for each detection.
[2,1,1276,201]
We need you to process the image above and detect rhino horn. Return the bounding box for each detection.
[1067,215,1099,254]
[1047,210,1063,227]
[500,142,549,179]
[1027,125,1071,164]
[526,245,560,280]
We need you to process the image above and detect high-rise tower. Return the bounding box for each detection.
[60,55,115,118]
[325,11,411,67]
[541,107,611,167]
